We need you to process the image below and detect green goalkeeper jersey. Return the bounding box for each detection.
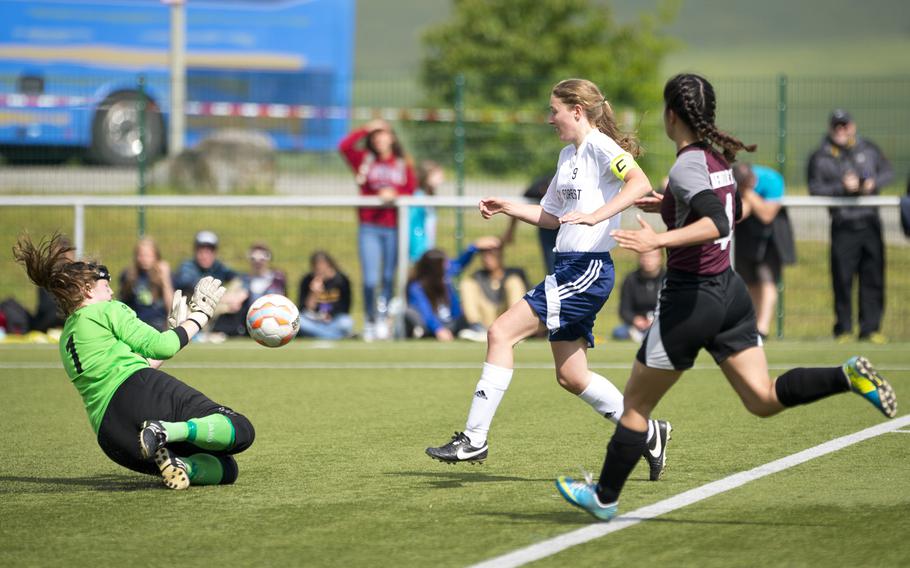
[59,300,182,433]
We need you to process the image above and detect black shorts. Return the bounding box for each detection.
[736,246,782,285]
[636,268,760,371]
[97,367,252,475]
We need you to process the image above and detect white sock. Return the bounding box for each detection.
[579,373,657,443]
[578,372,625,424]
[464,362,513,447]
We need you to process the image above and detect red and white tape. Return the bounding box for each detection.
[0,93,544,124]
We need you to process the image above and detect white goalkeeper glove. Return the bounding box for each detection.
[187,276,226,328]
[167,290,189,330]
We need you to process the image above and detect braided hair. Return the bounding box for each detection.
[664,74,755,162]
[13,232,101,316]
[552,79,641,158]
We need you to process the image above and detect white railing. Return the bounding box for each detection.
[3,194,904,338]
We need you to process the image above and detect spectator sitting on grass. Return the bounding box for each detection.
[297,250,353,340]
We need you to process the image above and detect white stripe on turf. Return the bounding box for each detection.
[469,414,910,568]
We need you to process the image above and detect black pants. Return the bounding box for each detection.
[97,367,255,476]
[830,219,885,337]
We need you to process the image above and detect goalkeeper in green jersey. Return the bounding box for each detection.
[14,233,256,490]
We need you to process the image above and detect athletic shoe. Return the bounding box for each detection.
[425,431,488,464]
[555,475,618,521]
[154,447,190,490]
[859,332,889,345]
[138,420,168,460]
[835,333,853,344]
[843,356,897,418]
[642,420,672,481]
[457,324,488,342]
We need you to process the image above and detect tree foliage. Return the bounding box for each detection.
[420,0,677,175]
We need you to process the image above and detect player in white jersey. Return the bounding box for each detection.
[426,79,673,480]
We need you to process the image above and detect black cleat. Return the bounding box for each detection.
[426,432,488,464]
[139,420,168,460]
[643,420,672,481]
[154,447,190,490]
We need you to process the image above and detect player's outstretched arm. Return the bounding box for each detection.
[611,214,720,253]
[479,198,559,229]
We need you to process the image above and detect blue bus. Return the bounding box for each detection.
[0,0,355,165]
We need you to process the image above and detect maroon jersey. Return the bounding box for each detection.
[338,128,416,228]
[661,142,736,275]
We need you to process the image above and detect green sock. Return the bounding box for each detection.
[160,414,235,449]
[160,420,189,442]
[186,414,236,451]
[184,453,224,485]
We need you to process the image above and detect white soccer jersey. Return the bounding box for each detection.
[540,129,635,253]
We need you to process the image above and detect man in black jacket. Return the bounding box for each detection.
[807,109,893,343]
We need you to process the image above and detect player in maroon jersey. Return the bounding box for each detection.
[555,73,897,521]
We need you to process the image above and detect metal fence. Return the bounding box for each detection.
[2,75,909,196]
[1,195,907,341]
[2,73,909,340]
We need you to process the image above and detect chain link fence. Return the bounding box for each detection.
[2,74,908,340]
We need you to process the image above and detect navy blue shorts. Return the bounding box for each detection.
[524,251,614,347]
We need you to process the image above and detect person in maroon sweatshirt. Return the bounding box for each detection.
[339,119,416,340]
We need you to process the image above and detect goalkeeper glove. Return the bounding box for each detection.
[167,290,189,330]
[187,276,226,329]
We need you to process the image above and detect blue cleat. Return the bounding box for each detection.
[843,356,897,418]
[555,475,618,521]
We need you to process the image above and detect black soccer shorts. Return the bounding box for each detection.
[636,268,761,371]
[96,367,254,475]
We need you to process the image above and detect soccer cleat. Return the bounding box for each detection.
[555,475,618,521]
[843,356,897,418]
[425,432,488,464]
[154,447,190,490]
[138,420,168,460]
[642,420,672,481]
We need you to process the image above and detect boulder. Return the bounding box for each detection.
[152,129,277,194]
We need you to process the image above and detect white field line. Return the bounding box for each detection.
[2,361,910,372]
[469,414,910,568]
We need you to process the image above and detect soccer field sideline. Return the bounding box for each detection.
[472,415,910,568]
[4,361,910,372]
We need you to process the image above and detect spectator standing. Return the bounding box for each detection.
[459,237,528,338]
[611,249,665,343]
[297,251,353,340]
[409,160,442,263]
[119,237,174,331]
[808,109,893,343]
[733,163,796,339]
[339,119,417,341]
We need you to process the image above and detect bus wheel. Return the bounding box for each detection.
[90,91,164,166]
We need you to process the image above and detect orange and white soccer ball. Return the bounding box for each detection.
[246,294,300,347]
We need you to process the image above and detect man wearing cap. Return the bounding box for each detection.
[807,110,893,343]
[173,230,239,297]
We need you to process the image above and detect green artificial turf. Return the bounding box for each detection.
[1,339,907,567]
